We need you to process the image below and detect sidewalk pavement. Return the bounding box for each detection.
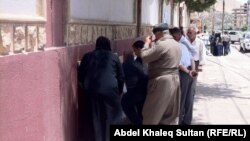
[192,47,250,124]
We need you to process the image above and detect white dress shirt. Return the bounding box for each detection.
[189,37,206,65]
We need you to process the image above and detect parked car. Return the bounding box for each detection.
[240,33,250,52]
[228,31,242,44]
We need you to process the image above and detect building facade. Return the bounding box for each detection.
[0,0,189,141]
[248,0,250,30]
[232,3,248,30]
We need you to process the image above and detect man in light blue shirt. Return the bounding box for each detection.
[169,27,197,125]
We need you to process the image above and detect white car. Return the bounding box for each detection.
[240,33,250,52]
[229,31,242,44]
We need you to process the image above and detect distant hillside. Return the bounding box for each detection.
[215,0,245,13]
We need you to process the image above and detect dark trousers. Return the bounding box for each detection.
[223,42,229,55]
[210,42,215,55]
[216,45,223,56]
[121,89,146,125]
[193,61,199,96]
[194,61,199,71]
[91,94,123,141]
[179,71,194,125]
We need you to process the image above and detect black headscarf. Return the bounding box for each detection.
[95,36,111,51]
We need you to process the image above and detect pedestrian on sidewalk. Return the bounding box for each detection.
[222,31,230,55]
[169,27,197,125]
[121,40,148,125]
[216,33,224,56]
[134,23,181,125]
[209,31,216,55]
[185,26,206,124]
[78,36,124,141]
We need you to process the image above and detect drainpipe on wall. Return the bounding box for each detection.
[136,0,142,37]
[159,0,164,23]
[178,2,182,27]
[46,0,64,47]
[46,0,52,47]
[170,0,174,26]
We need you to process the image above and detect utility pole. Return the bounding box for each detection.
[222,0,225,33]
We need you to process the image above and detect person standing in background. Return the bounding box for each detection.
[209,31,216,56]
[222,31,230,55]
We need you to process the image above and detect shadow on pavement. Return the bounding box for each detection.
[192,82,249,124]
[195,82,250,100]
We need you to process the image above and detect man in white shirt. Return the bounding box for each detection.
[187,27,206,72]
[222,31,230,55]
[185,27,206,124]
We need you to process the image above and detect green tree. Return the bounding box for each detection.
[175,0,216,12]
[241,25,248,31]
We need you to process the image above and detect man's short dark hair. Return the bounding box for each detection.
[169,27,181,35]
[132,40,144,49]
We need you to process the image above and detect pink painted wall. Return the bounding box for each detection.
[46,0,52,47]
[1,0,137,140]
[0,39,134,141]
[0,45,90,141]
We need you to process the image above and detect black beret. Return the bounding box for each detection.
[152,23,169,34]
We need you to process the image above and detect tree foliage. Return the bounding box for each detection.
[241,25,248,31]
[174,0,216,12]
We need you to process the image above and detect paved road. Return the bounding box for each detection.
[192,46,250,124]
[231,43,250,57]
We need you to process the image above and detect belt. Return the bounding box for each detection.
[149,68,179,79]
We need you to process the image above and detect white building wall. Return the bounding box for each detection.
[173,4,179,27]
[0,0,45,20]
[0,0,36,16]
[162,0,171,24]
[70,0,134,23]
[181,3,190,31]
[141,0,160,25]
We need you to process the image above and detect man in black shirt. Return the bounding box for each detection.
[122,40,148,125]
